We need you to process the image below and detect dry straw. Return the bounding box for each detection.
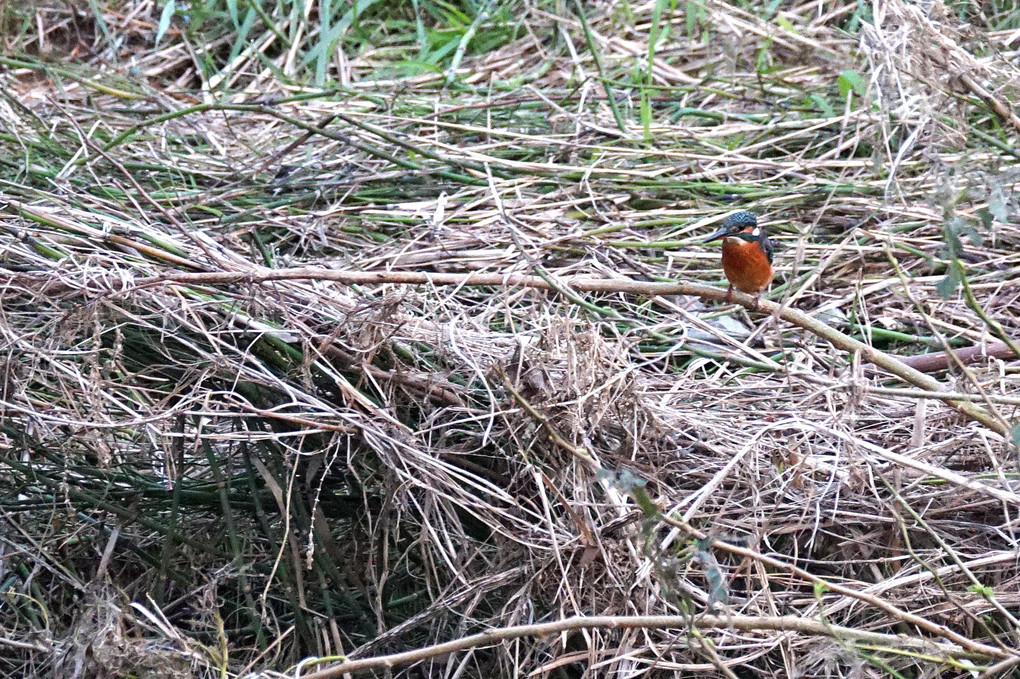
[1,0,1019,677]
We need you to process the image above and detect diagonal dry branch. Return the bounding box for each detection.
[136,266,1011,436]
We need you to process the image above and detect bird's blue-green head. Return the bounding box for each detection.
[702,211,759,243]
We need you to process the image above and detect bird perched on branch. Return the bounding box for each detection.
[702,211,774,306]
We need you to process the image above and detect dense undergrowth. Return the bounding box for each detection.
[2,0,1020,677]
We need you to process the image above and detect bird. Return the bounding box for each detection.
[702,211,774,306]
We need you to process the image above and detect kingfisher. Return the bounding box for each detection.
[702,211,774,304]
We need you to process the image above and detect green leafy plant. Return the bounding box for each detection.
[837,68,867,100]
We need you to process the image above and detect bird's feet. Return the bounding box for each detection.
[724,285,734,303]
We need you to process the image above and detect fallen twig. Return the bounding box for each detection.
[296,612,998,678]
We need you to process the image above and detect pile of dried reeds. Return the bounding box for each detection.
[2,0,1019,676]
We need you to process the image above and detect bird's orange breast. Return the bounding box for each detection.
[721,238,774,294]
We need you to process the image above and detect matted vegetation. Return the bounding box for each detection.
[2,0,1020,677]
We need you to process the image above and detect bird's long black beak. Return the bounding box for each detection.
[702,226,730,243]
